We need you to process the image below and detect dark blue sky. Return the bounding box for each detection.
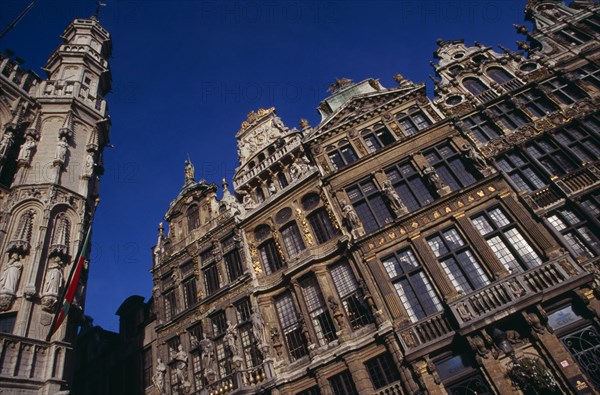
[1,0,526,332]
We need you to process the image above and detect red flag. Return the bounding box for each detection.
[46,199,98,341]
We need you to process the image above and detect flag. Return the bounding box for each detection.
[46,199,99,341]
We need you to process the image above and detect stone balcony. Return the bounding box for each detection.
[448,255,591,334]
[397,311,455,358]
[201,359,275,395]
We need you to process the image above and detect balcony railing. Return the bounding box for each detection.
[204,360,273,395]
[449,256,589,331]
[556,166,599,196]
[523,186,562,212]
[0,333,61,383]
[501,78,525,91]
[397,311,454,354]
[475,89,499,103]
[375,381,404,395]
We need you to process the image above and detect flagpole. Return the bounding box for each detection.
[46,198,100,341]
[0,0,38,41]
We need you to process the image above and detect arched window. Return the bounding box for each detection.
[280,222,305,258]
[487,67,514,84]
[463,78,489,95]
[187,205,200,232]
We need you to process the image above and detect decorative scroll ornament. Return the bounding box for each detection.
[327,77,353,93]
[295,208,314,246]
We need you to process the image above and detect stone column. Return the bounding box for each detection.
[315,370,334,395]
[383,333,420,393]
[412,358,446,395]
[344,353,375,394]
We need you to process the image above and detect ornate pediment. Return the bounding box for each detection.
[235,108,288,166]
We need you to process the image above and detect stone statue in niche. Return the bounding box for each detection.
[172,344,191,391]
[224,320,238,355]
[200,334,216,379]
[41,256,63,311]
[18,135,36,164]
[461,143,492,175]
[54,136,69,164]
[0,131,14,159]
[0,252,24,294]
[241,191,256,209]
[251,310,266,343]
[268,181,277,196]
[382,180,408,216]
[423,166,450,195]
[289,160,302,181]
[341,200,364,239]
[83,152,95,178]
[154,358,167,395]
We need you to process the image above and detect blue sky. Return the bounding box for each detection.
[1,0,526,332]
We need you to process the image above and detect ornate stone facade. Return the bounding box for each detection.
[0,16,112,394]
[150,1,600,395]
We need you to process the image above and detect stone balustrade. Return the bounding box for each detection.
[449,255,590,332]
[204,360,273,395]
[397,311,454,354]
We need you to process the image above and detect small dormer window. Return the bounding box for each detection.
[463,77,489,96]
[472,54,487,63]
[453,52,465,59]
[361,123,395,154]
[187,205,200,232]
[449,65,463,76]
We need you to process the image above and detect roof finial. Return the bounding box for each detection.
[93,1,107,20]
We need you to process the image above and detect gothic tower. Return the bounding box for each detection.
[0,15,111,394]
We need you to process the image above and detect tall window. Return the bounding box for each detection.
[462,114,502,143]
[427,228,491,294]
[182,277,197,308]
[142,348,153,389]
[259,239,284,274]
[581,192,600,222]
[330,262,373,329]
[327,139,358,170]
[385,161,435,212]
[471,207,542,273]
[361,123,395,153]
[496,151,546,193]
[278,172,289,189]
[236,298,262,369]
[329,370,358,395]
[543,78,587,105]
[346,179,393,234]
[280,222,306,258]
[395,110,431,136]
[547,208,600,259]
[365,353,402,390]
[526,136,578,177]
[300,276,337,345]
[487,67,514,84]
[211,311,231,379]
[382,248,442,323]
[489,101,529,130]
[275,292,308,361]
[203,264,220,295]
[554,123,600,164]
[515,90,557,118]
[187,205,200,232]
[224,249,244,282]
[463,77,489,95]
[164,290,177,321]
[424,142,478,192]
[575,63,600,90]
[307,208,336,244]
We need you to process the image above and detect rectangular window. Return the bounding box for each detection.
[0,313,16,334]
[424,142,478,192]
[489,101,529,130]
[224,249,244,282]
[463,114,502,142]
[396,110,431,136]
[547,208,600,259]
[496,151,546,193]
[330,262,373,329]
[142,348,153,389]
[300,276,337,345]
[281,222,306,258]
[164,290,177,321]
[427,228,491,293]
[328,141,358,170]
[203,264,220,295]
[555,27,592,46]
[526,136,578,177]
[575,63,600,90]
[382,248,442,323]
[515,89,557,118]
[581,192,600,221]
[188,323,203,349]
[329,370,359,395]
[471,207,542,272]
[543,78,587,104]
[275,292,308,361]
[346,179,393,234]
[362,125,395,153]
[211,311,227,337]
[296,387,320,395]
[385,161,435,212]
[554,123,600,164]
[235,298,253,323]
[365,353,401,389]
[182,277,197,308]
[259,239,284,274]
[308,208,336,244]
